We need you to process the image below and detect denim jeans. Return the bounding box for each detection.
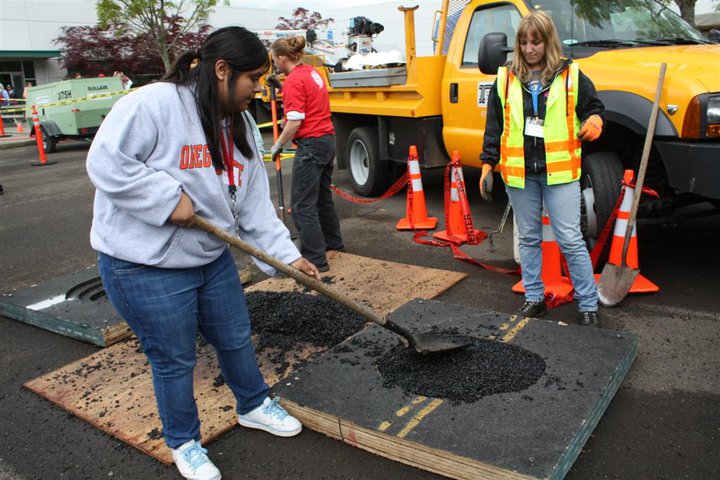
[506,173,598,312]
[98,248,268,449]
[291,134,344,267]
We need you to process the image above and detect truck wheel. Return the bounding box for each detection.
[347,127,389,196]
[581,151,623,267]
[40,127,57,154]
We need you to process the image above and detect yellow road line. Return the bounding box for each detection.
[378,421,393,432]
[396,399,444,438]
[501,317,529,343]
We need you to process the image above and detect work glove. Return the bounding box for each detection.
[266,74,282,91]
[271,141,284,160]
[578,114,603,142]
[479,163,494,202]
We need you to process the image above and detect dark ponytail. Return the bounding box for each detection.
[162,28,268,171]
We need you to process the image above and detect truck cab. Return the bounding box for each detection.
[326,0,720,246]
[442,0,719,234]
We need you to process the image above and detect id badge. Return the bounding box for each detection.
[525,116,544,138]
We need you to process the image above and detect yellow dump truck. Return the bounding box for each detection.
[323,0,720,244]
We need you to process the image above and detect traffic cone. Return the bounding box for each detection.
[512,210,574,300]
[30,105,56,167]
[15,120,24,134]
[594,170,659,293]
[433,151,482,244]
[396,145,437,230]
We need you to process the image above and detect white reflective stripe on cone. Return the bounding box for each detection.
[408,160,421,175]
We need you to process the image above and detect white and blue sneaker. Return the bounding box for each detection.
[238,396,302,437]
[171,440,222,480]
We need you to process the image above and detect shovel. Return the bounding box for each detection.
[597,63,666,307]
[193,215,472,355]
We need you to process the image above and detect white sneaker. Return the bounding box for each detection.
[171,440,222,480]
[238,397,302,437]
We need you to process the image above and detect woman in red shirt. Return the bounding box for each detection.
[270,36,344,272]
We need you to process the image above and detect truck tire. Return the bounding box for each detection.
[40,127,57,154]
[581,151,623,267]
[347,126,389,196]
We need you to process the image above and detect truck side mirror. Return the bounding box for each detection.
[478,32,512,74]
[708,29,720,44]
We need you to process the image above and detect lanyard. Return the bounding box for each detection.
[219,122,237,198]
[529,82,541,117]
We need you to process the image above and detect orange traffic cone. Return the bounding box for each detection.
[513,210,574,299]
[433,151,482,244]
[594,170,659,293]
[15,120,24,134]
[396,146,437,230]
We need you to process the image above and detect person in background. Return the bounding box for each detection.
[113,71,133,90]
[23,81,32,99]
[479,10,604,326]
[269,35,344,273]
[86,26,320,480]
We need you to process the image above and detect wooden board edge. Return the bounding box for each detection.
[281,399,538,480]
[549,337,639,480]
[0,301,106,346]
[102,321,133,346]
[21,380,174,464]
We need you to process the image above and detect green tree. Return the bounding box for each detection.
[660,0,720,24]
[96,0,228,72]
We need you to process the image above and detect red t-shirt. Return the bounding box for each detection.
[282,64,335,140]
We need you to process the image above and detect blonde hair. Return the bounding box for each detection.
[270,36,306,63]
[511,10,564,85]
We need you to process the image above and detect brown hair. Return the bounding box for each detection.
[270,36,306,62]
[511,10,564,85]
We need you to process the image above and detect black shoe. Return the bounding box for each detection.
[517,300,547,318]
[327,246,345,253]
[580,311,599,326]
[316,264,330,273]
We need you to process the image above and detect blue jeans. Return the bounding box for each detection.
[98,248,268,449]
[291,135,344,267]
[506,173,598,312]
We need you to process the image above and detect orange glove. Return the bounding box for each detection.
[578,114,603,142]
[479,163,494,202]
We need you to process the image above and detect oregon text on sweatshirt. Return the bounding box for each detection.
[86,82,300,273]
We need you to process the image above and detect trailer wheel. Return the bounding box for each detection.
[347,126,389,196]
[40,127,57,154]
[581,151,623,268]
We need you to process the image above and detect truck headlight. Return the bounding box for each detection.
[683,94,720,138]
[707,95,720,137]
[707,95,720,124]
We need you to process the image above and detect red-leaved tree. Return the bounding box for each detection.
[54,17,211,83]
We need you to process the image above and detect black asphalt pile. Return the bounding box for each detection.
[377,337,546,404]
[246,291,366,370]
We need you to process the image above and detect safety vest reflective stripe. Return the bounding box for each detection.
[500,163,525,178]
[544,139,581,153]
[545,158,582,174]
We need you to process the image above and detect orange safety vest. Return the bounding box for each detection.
[496,64,582,188]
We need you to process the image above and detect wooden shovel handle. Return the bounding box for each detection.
[621,63,667,264]
[192,215,387,327]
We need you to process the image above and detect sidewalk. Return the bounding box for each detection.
[0,120,35,150]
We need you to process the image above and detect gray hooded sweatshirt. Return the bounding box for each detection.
[86,82,299,273]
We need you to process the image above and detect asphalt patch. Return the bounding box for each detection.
[377,337,546,404]
[246,291,366,372]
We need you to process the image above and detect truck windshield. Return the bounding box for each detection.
[531,0,708,46]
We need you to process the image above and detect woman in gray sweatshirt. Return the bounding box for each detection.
[86,27,320,480]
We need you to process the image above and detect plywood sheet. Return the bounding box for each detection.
[275,299,638,480]
[24,254,467,464]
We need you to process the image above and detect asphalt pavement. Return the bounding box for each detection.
[1,137,719,479]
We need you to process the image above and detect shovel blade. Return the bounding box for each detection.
[411,332,473,355]
[597,263,640,307]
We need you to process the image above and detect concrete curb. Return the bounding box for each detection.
[0,138,35,150]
